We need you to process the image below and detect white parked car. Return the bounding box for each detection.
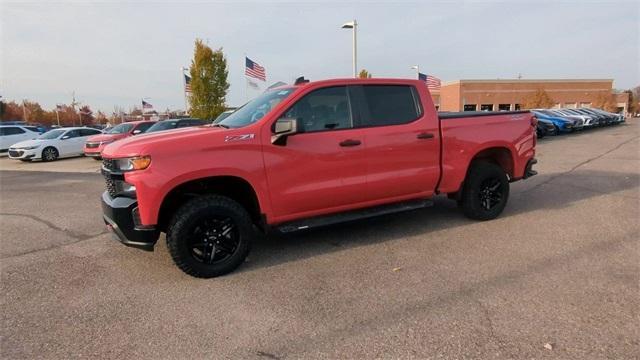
[0,125,41,154]
[8,127,103,162]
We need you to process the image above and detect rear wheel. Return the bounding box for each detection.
[166,195,253,278]
[41,147,59,162]
[461,162,509,221]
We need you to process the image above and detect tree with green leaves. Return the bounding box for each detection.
[188,39,230,120]
[358,69,372,79]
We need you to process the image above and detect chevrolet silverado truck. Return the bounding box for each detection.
[101,78,538,278]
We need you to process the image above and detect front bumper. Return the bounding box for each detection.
[101,191,159,251]
[8,148,38,160]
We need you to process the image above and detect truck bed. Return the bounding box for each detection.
[437,110,536,194]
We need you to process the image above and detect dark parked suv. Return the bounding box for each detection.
[144,118,206,134]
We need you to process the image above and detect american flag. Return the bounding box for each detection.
[142,99,153,109]
[56,104,64,111]
[184,73,192,92]
[245,57,266,81]
[418,72,441,91]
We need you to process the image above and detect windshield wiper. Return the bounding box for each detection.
[212,123,229,129]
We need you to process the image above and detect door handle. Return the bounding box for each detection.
[417,132,434,139]
[339,139,361,147]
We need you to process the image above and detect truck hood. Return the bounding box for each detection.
[102,126,226,158]
[87,133,127,143]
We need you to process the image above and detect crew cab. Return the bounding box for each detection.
[84,121,155,160]
[101,78,537,278]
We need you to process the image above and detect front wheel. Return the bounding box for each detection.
[461,162,509,221]
[41,147,59,162]
[166,195,253,278]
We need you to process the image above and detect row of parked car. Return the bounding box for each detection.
[532,107,625,138]
[0,107,626,162]
[1,118,208,162]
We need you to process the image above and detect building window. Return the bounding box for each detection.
[463,104,477,111]
[514,104,522,110]
[480,104,493,111]
[498,104,510,111]
[580,102,591,108]
[564,102,577,109]
[553,103,561,109]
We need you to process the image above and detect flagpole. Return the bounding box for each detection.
[55,109,60,127]
[244,54,248,103]
[181,67,189,115]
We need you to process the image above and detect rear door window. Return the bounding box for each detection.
[357,85,421,127]
[1,127,26,136]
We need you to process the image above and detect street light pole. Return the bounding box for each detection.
[411,65,420,79]
[342,20,358,77]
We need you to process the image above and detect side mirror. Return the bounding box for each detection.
[132,129,142,135]
[271,118,299,145]
[61,135,70,140]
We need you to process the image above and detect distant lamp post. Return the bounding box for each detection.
[341,20,357,78]
[411,65,420,79]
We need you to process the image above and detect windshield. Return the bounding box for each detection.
[106,123,134,134]
[213,111,233,124]
[534,110,554,116]
[218,88,296,128]
[145,121,178,133]
[37,129,66,140]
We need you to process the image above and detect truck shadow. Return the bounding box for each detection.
[242,169,639,273]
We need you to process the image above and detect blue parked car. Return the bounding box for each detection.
[532,110,581,133]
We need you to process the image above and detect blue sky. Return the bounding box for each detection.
[1,0,638,113]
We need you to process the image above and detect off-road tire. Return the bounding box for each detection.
[166,195,253,278]
[461,162,509,221]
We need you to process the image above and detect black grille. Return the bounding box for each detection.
[9,150,23,157]
[102,159,115,171]
[86,142,99,149]
[102,159,117,197]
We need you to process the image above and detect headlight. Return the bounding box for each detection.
[114,156,151,172]
[20,145,40,150]
[101,140,115,145]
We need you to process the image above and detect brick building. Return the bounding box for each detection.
[434,79,629,114]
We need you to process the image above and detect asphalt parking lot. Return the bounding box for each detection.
[1,120,639,359]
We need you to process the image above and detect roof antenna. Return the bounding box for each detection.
[294,76,310,85]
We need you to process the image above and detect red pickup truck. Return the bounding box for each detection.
[101,78,537,278]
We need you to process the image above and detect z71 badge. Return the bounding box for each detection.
[225,134,255,142]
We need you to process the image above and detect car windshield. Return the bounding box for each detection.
[37,129,66,140]
[106,123,134,134]
[213,111,233,124]
[534,110,554,116]
[218,88,296,128]
[145,121,178,133]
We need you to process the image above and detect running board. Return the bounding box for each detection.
[276,199,433,233]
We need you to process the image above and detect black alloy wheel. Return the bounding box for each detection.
[188,216,240,265]
[478,178,503,211]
